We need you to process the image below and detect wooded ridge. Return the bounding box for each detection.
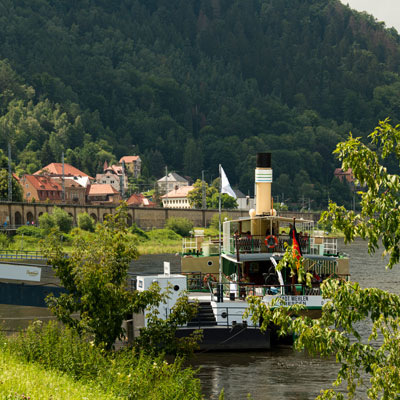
[1,0,399,208]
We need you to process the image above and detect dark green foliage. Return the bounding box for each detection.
[165,217,193,237]
[1,1,400,208]
[0,170,23,202]
[128,223,149,240]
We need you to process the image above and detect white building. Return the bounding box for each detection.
[234,189,254,211]
[161,185,194,209]
[96,164,128,193]
[157,172,188,195]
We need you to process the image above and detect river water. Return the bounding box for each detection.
[0,239,397,399]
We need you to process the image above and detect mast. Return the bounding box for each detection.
[218,164,223,302]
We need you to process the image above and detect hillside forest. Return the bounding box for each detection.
[1,0,400,209]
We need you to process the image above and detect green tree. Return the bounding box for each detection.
[39,207,73,234]
[44,204,164,349]
[0,169,23,202]
[187,179,238,209]
[39,212,56,233]
[77,212,95,232]
[52,207,73,233]
[247,120,400,400]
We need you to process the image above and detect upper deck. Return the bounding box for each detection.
[222,215,338,257]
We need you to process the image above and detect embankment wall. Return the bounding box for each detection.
[0,202,321,230]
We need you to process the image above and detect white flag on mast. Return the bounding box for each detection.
[220,166,237,199]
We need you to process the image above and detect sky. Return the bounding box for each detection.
[340,0,400,32]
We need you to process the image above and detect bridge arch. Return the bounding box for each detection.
[26,212,34,224]
[15,211,22,226]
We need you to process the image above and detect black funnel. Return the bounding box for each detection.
[256,153,271,168]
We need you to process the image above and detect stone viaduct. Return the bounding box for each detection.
[0,202,321,230]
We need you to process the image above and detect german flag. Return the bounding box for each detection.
[292,219,302,268]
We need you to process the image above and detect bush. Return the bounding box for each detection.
[0,233,9,249]
[16,225,44,238]
[129,223,149,240]
[39,212,56,233]
[147,229,182,242]
[39,208,73,234]
[78,212,95,232]
[209,212,231,230]
[53,207,73,233]
[165,217,193,237]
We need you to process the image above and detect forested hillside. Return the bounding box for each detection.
[1,0,400,208]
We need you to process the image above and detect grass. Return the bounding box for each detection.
[0,349,114,400]
[1,321,203,400]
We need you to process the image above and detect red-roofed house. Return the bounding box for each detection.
[119,156,141,178]
[126,193,155,208]
[51,177,86,205]
[161,185,194,209]
[21,175,63,203]
[34,163,93,179]
[334,168,355,185]
[87,184,121,205]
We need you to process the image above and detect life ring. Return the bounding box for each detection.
[203,273,217,285]
[265,235,278,249]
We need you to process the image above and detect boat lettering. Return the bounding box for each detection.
[280,295,309,305]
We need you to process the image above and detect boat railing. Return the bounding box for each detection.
[207,280,323,300]
[182,271,220,292]
[182,238,198,254]
[229,234,311,255]
[322,237,338,255]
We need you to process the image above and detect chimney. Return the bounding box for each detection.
[255,153,272,215]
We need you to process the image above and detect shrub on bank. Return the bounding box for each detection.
[209,212,231,230]
[129,223,149,240]
[39,207,73,234]
[0,232,9,249]
[78,212,95,232]
[147,228,182,242]
[16,225,44,238]
[6,321,202,399]
[165,217,193,237]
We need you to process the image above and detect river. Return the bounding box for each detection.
[0,239,396,399]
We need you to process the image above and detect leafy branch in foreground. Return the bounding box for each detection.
[321,119,400,268]
[248,120,400,399]
[247,279,400,399]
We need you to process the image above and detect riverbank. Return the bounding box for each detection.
[0,321,203,400]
